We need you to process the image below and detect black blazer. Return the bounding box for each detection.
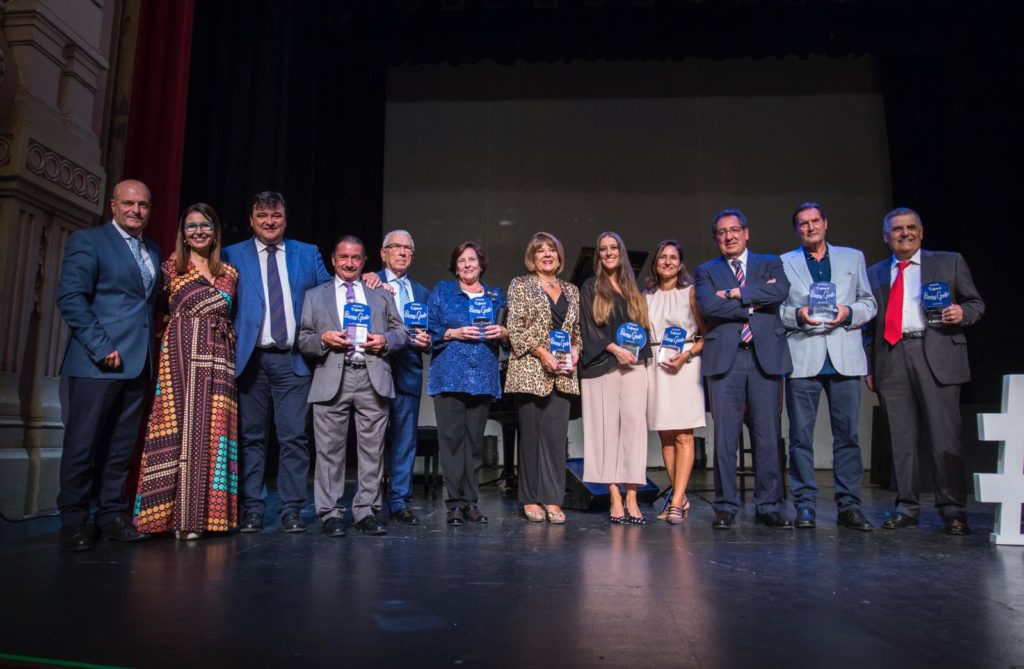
[865,250,984,385]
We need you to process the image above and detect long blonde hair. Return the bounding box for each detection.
[591,231,649,329]
[175,203,225,277]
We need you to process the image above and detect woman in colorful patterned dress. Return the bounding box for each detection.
[134,203,239,540]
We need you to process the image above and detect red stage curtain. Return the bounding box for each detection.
[123,0,196,254]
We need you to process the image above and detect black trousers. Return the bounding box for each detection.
[58,373,149,527]
[515,392,570,506]
[433,393,490,508]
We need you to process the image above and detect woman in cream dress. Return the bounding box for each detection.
[644,240,706,524]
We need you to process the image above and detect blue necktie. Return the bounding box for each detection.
[266,244,288,346]
[395,278,411,310]
[128,237,154,294]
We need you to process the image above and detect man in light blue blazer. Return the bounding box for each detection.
[298,236,409,537]
[56,179,160,550]
[221,191,331,534]
[780,203,877,531]
[695,209,793,529]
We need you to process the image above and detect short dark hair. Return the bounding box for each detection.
[792,202,827,227]
[448,241,488,277]
[883,207,922,233]
[711,208,748,234]
[250,191,287,213]
[333,235,366,257]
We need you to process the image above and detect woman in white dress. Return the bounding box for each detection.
[644,240,706,524]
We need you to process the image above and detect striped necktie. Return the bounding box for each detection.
[732,259,753,343]
[265,244,288,346]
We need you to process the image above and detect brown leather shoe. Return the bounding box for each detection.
[462,505,488,524]
[882,512,919,529]
[944,517,970,536]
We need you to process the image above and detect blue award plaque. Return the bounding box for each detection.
[922,281,951,325]
[615,322,648,359]
[658,326,687,365]
[468,296,494,334]
[343,302,371,347]
[809,281,838,321]
[403,301,428,332]
[549,329,572,371]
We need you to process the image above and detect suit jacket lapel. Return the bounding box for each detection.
[105,222,146,296]
[326,283,343,330]
[919,250,936,284]
[784,250,812,290]
[243,239,267,306]
[874,261,891,312]
[714,257,737,289]
[285,238,301,314]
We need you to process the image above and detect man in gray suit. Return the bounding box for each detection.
[297,236,408,537]
[865,208,984,536]
[780,203,877,532]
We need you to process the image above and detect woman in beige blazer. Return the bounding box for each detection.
[505,232,581,523]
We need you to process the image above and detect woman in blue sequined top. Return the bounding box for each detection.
[427,241,508,526]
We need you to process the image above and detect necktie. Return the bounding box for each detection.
[732,259,753,343]
[128,237,154,294]
[265,244,288,346]
[344,281,356,358]
[884,260,912,346]
[396,278,411,310]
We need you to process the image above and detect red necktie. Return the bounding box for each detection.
[884,260,911,346]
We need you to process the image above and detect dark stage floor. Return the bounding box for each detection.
[1,470,1022,669]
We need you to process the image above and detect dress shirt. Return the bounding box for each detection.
[255,238,297,348]
[890,249,925,334]
[112,220,155,278]
[384,267,413,312]
[335,277,368,362]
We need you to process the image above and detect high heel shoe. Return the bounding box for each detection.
[625,510,647,526]
[666,498,690,525]
[609,509,627,524]
[523,506,545,522]
[545,507,566,524]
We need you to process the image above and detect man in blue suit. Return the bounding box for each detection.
[695,209,793,529]
[56,179,160,550]
[364,230,432,525]
[222,191,331,533]
[780,203,877,531]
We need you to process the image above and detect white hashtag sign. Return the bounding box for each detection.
[974,375,1024,546]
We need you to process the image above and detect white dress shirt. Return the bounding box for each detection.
[890,249,925,334]
[335,277,368,361]
[255,238,297,348]
[384,267,411,312]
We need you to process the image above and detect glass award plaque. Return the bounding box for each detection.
[658,326,687,365]
[343,302,371,347]
[468,296,494,334]
[549,329,573,372]
[922,281,951,325]
[808,281,838,321]
[403,301,428,334]
[615,322,648,359]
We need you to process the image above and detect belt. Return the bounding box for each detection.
[257,346,291,354]
[344,359,367,369]
[737,341,754,350]
[901,331,925,340]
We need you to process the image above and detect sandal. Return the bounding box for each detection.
[666,498,690,525]
[545,507,566,524]
[609,514,627,525]
[523,505,545,522]
[625,512,647,526]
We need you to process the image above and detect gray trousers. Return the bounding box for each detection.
[433,393,490,509]
[877,338,966,518]
[311,366,389,522]
[515,392,570,506]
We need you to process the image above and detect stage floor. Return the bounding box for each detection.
[1,470,1022,669]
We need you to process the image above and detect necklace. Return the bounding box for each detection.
[537,276,559,286]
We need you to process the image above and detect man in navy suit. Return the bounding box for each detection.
[222,191,331,533]
[56,179,160,550]
[865,207,984,536]
[695,209,794,529]
[364,230,432,525]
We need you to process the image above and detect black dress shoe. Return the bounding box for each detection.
[882,512,919,529]
[712,511,736,529]
[755,511,794,529]
[239,511,264,533]
[59,525,95,552]
[794,507,816,529]
[99,514,150,542]
[281,511,306,533]
[944,517,971,536]
[446,507,464,526]
[322,517,346,538]
[462,505,488,524]
[837,508,875,531]
[390,508,421,526]
[353,515,387,536]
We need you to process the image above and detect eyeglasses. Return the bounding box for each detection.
[384,243,414,252]
[184,222,214,233]
[714,226,745,238]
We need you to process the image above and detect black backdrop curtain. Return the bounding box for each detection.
[179,0,1018,403]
